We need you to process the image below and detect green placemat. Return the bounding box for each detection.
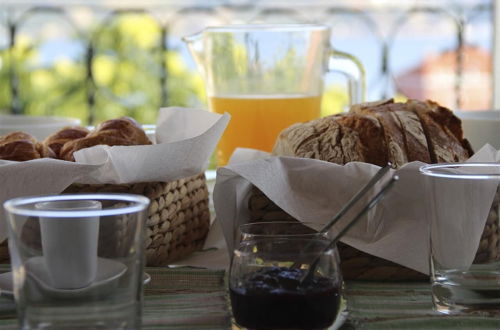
[342,281,500,330]
[1,266,500,329]
[0,266,230,330]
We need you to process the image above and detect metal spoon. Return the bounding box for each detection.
[299,174,399,285]
[291,162,393,269]
[319,162,392,234]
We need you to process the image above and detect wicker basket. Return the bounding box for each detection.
[248,186,500,281]
[0,173,210,266]
[65,173,211,266]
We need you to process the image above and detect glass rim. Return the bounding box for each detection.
[419,162,500,179]
[234,236,334,255]
[239,221,325,238]
[203,23,329,33]
[4,193,150,218]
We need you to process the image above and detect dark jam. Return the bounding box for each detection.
[230,266,341,329]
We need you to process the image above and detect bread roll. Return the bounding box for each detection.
[60,117,152,161]
[36,142,56,159]
[43,126,90,158]
[0,131,54,161]
[91,117,151,145]
[273,99,472,167]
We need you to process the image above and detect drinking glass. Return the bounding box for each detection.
[229,221,342,329]
[184,24,365,165]
[4,193,150,329]
[420,163,500,314]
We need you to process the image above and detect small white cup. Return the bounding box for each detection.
[456,110,500,151]
[0,114,81,140]
[35,200,101,289]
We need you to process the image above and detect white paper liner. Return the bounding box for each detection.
[213,145,500,275]
[0,107,230,242]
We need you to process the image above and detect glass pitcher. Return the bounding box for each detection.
[184,24,365,165]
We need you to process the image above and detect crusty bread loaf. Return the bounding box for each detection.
[273,99,473,166]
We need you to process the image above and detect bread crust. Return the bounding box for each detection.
[43,126,90,158]
[90,117,151,145]
[387,103,431,163]
[272,115,363,164]
[335,114,388,166]
[1,117,151,162]
[273,98,471,168]
[60,117,152,161]
[407,99,471,163]
[351,100,408,167]
[0,132,44,161]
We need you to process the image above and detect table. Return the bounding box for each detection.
[0,267,230,329]
[1,267,500,329]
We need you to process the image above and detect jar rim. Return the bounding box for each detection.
[239,221,327,238]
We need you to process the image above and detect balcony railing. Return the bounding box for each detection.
[0,0,493,124]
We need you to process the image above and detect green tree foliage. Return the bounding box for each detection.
[321,84,350,116]
[0,14,205,125]
[0,14,348,124]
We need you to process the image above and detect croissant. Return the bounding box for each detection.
[43,126,90,158]
[91,117,151,145]
[273,99,473,168]
[60,117,152,161]
[0,131,55,161]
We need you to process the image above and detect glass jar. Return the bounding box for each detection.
[229,222,342,329]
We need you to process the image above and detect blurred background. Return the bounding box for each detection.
[0,0,495,125]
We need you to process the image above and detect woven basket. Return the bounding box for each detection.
[0,173,210,266]
[65,173,211,266]
[248,186,500,281]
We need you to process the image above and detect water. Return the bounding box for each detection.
[432,267,500,314]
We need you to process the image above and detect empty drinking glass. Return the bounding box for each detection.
[421,163,500,314]
[4,193,149,329]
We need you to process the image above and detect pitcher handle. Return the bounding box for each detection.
[329,49,366,106]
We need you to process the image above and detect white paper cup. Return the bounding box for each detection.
[35,200,101,290]
[0,114,81,140]
[456,110,500,151]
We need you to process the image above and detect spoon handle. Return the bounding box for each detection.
[320,162,392,234]
[300,175,399,285]
[291,163,392,269]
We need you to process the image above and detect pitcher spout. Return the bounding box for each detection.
[182,32,205,75]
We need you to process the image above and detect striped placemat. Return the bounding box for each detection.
[1,266,500,329]
[143,267,230,329]
[342,281,500,329]
[0,266,231,330]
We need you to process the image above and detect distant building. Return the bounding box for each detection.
[395,45,492,111]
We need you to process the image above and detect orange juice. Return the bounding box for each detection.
[209,94,321,165]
